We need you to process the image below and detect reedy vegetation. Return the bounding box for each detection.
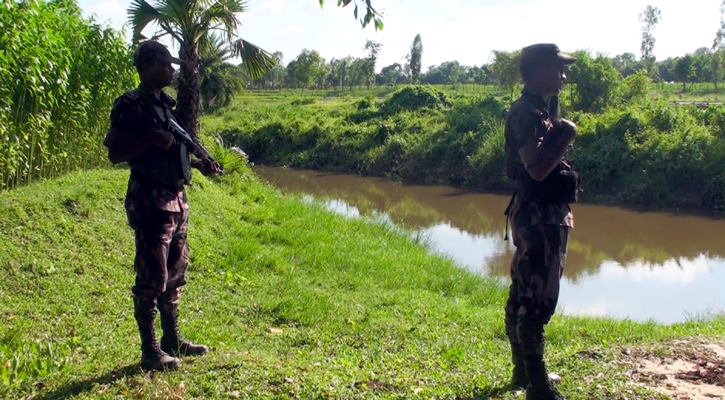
[0,0,136,190]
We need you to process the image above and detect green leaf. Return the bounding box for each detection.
[354,4,358,20]
[363,11,373,26]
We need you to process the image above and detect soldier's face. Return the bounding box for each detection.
[146,60,175,88]
[536,60,567,98]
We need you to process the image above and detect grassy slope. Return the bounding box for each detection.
[1,167,723,399]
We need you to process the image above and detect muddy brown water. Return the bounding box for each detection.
[253,166,725,324]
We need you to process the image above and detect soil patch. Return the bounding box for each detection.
[625,340,725,399]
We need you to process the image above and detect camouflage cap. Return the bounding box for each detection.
[520,43,576,70]
[133,40,182,68]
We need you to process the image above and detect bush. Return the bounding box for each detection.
[356,98,374,110]
[702,174,725,211]
[447,96,507,134]
[568,51,622,113]
[381,85,448,115]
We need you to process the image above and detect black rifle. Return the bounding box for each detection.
[549,94,560,121]
[166,118,223,173]
[138,86,223,174]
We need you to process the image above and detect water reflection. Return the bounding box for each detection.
[254,166,725,324]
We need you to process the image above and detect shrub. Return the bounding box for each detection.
[381,85,448,115]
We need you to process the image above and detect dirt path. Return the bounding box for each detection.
[625,339,725,399]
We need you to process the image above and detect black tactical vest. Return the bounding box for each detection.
[128,88,191,189]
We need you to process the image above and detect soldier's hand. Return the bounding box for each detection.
[197,159,223,176]
[152,129,176,150]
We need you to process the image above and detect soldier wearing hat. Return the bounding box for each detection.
[103,40,222,371]
[502,43,580,400]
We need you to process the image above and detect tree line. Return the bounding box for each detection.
[224,3,725,94]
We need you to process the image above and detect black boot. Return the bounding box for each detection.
[158,292,209,357]
[134,295,181,371]
[524,354,565,400]
[510,341,528,389]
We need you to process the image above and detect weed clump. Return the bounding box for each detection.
[381,86,448,115]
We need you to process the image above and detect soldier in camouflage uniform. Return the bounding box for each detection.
[503,44,578,400]
[104,41,222,371]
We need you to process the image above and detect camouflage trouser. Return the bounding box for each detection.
[504,222,568,355]
[126,205,189,303]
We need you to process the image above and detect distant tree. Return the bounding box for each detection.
[567,51,622,113]
[491,50,521,95]
[293,49,324,93]
[469,66,488,85]
[363,40,383,89]
[350,58,368,89]
[692,49,711,83]
[674,55,695,91]
[712,51,724,89]
[409,34,423,83]
[639,5,662,77]
[712,0,725,89]
[331,57,353,90]
[438,61,464,88]
[315,60,330,89]
[286,59,298,88]
[611,52,642,77]
[657,57,677,83]
[380,63,404,85]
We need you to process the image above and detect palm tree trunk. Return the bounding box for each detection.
[176,42,201,138]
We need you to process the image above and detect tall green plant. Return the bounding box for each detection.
[0,0,137,190]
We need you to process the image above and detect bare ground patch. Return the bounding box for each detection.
[622,339,725,399]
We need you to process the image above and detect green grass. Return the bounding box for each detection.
[1,166,723,399]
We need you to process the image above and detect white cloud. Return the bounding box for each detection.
[82,0,127,31]
[280,25,305,35]
[257,0,285,13]
[598,255,720,285]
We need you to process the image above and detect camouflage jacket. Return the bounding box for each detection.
[108,87,188,213]
[504,91,574,228]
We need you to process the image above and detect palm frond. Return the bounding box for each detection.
[128,0,184,43]
[128,0,165,43]
[231,38,275,79]
[157,0,196,42]
[201,0,247,41]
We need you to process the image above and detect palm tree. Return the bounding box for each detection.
[194,34,245,112]
[128,0,275,137]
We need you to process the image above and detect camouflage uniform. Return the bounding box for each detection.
[108,84,210,369]
[110,89,190,306]
[504,91,574,357]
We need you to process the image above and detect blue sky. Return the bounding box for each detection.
[79,0,722,72]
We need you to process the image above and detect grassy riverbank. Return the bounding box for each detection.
[1,165,724,399]
[204,85,725,214]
